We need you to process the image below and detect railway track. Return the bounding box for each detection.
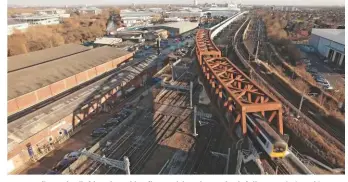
[111,85,191,174]
[78,79,195,174]
[230,17,347,173]
[206,14,313,175]
[206,124,229,174]
[238,19,344,145]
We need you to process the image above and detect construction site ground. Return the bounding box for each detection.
[75,51,242,174]
[76,81,196,174]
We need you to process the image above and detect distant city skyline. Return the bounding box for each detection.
[7,0,346,6]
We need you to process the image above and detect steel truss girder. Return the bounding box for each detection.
[200,56,283,135]
[196,29,222,66]
[195,28,283,135]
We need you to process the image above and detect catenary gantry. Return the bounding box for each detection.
[195,28,283,135]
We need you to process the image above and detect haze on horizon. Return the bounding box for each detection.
[8,0,346,6]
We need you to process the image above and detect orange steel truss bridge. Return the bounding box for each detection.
[195,29,283,135]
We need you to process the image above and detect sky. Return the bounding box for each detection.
[8,0,346,6]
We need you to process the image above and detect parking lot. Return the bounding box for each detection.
[302,52,344,92]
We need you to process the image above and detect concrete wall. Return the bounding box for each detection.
[7,52,134,116]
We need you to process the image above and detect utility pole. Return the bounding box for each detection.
[171,63,175,82]
[255,41,260,62]
[211,148,231,174]
[248,51,251,62]
[297,91,306,118]
[255,19,261,63]
[124,156,131,175]
[193,106,198,136]
[190,81,193,108]
[224,148,231,174]
[268,52,273,65]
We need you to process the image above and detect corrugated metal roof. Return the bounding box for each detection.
[94,37,122,45]
[8,47,131,100]
[311,28,345,45]
[154,21,199,29]
[8,44,91,72]
[7,50,158,152]
[7,19,24,25]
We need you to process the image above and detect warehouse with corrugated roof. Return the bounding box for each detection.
[7,45,134,116]
[150,22,198,37]
[309,28,345,69]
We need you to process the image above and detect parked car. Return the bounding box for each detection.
[63,151,81,161]
[317,80,333,90]
[322,84,333,90]
[314,75,325,82]
[45,170,59,174]
[102,119,121,128]
[303,59,311,66]
[91,128,109,137]
[52,159,71,172]
[307,67,318,74]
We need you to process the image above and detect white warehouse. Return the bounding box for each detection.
[12,16,60,25]
[7,19,29,35]
[309,28,345,69]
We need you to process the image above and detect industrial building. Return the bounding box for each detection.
[202,3,240,17]
[93,37,123,47]
[309,28,345,69]
[35,8,66,15]
[148,8,163,13]
[120,10,159,27]
[120,10,158,19]
[7,45,136,173]
[78,7,102,15]
[7,44,134,116]
[166,11,203,18]
[7,19,29,35]
[150,22,198,37]
[111,31,145,42]
[12,15,60,25]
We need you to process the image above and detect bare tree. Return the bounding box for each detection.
[8,11,111,57]
[292,78,310,94]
